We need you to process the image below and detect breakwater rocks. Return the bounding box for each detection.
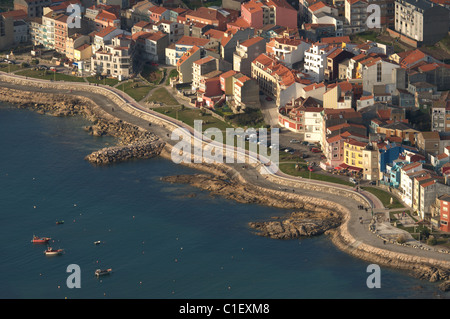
[85,138,165,165]
[0,86,164,165]
[249,211,342,240]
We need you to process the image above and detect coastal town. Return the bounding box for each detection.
[2,0,450,292]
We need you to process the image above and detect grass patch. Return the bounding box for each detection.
[0,63,26,73]
[118,81,154,101]
[15,69,85,82]
[152,106,231,132]
[86,76,120,86]
[362,187,404,209]
[279,163,353,186]
[147,87,180,106]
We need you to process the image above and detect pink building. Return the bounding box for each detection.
[240,0,297,29]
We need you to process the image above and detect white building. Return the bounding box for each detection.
[91,34,134,81]
[266,37,311,68]
[304,107,325,142]
[152,19,184,44]
[400,162,423,207]
[304,43,338,83]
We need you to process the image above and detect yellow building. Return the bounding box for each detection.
[73,43,92,62]
[344,138,367,169]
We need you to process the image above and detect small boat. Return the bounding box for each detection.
[44,247,64,256]
[95,268,112,277]
[94,241,101,245]
[31,235,51,244]
[56,220,64,225]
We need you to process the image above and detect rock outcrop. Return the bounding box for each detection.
[249,211,342,240]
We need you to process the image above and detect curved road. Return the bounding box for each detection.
[1,72,450,264]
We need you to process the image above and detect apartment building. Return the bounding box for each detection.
[344,0,368,35]
[240,0,298,29]
[132,30,169,63]
[394,0,450,45]
[90,34,134,80]
[251,53,305,106]
[304,43,338,82]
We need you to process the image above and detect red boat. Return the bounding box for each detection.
[31,235,51,244]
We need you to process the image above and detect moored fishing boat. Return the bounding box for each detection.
[44,247,64,256]
[56,220,64,225]
[31,235,51,244]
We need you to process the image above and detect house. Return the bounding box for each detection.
[303,23,337,42]
[323,81,354,109]
[183,7,239,31]
[416,131,441,156]
[265,36,311,68]
[132,30,169,63]
[177,46,202,83]
[94,10,120,31]
[232,73,261,111]
[192,56,220,91]
[324,48,354,81]
[220,27,255,63]
[233,36,266,76]
[165,36,214,66]
[1,11,29,44]
[14,0,52,18]
[148,5,170,23]
[438,194,450,232]
[361,57,399,96]
[152,19,183,44]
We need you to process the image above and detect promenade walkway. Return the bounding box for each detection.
[1,72,450,264]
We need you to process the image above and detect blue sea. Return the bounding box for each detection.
[0,103,446,299]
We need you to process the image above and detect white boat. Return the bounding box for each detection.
[94,241,101,245]
[44,247,64,256]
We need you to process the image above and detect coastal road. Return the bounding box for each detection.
[2,73,450,265]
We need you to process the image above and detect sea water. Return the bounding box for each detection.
[0,104,445,299]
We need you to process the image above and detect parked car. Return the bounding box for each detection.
[290,139,300,144]
[308,166,314,172]
[369,181,377,185]
[284,147,294,153]
[349,177,357,184]
[50,67,57,72]
[265,96,273,101]
[311,147,321,153]
[301,153,309,159]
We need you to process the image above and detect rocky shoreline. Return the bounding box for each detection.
[2,80,450,291]
[0,87,164,164]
